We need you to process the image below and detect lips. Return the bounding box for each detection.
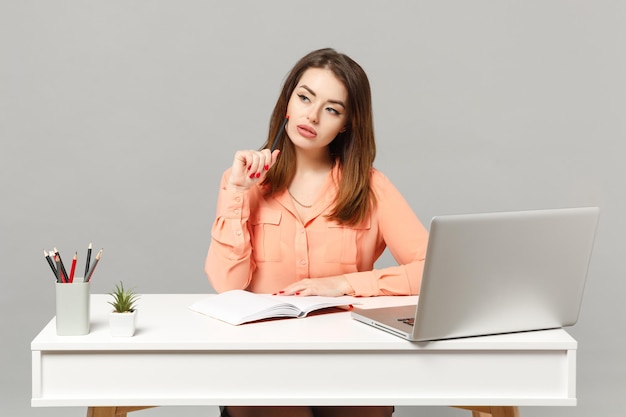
[297,124,317,139]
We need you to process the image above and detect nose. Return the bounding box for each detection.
[307,107,320,124]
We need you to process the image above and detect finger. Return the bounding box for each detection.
[232,151,247,171]
[254,149,272,176]
[279,286,299,296]
[270,149,281,167]
[228,151,254,188]
[229,150,272,188]
[233,150,258,173]
[250,154,272,181]
[248,151,276,182]
[245,152,260,176]
[295,288,313,296]
[279,281,306,296]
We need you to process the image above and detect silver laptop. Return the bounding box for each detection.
[351,207,599,341]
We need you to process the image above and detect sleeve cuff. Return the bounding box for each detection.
[216,186,249,221]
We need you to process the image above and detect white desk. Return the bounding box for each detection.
[31,294,577,417]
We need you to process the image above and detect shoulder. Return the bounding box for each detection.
[369,168,393,189]
[369,168,408,202]
[334,165,392,191]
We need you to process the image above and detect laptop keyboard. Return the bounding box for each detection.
[398,317,414,326]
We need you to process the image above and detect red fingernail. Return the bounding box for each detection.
[295,292,300,295]
[249,173,255,179]
[279,291,285,294]
[247,165,251,171]
[256,172,261,178]
[264,165,269,171]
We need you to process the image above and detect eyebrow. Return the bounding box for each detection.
[299,85,346,109]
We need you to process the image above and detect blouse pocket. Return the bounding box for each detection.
[324,217,371,265]
[250,209,282,262]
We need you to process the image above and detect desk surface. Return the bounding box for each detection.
[32,294,577,407]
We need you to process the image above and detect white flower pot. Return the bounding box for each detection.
[109,310,137,337]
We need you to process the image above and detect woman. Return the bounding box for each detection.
[206,48,428,417]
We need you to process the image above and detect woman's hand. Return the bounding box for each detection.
[227,149,280,191]
[278,277,354,297]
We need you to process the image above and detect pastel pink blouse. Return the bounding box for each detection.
[205,165,428,296]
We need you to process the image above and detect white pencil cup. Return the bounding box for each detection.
[55,281,90,336]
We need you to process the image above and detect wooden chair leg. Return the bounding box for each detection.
[87,406,156,417]
[455,406,520,417]
[471,410,492,417]
[87,408,116,417]
[87,407,116,417]
[488,407,520,417]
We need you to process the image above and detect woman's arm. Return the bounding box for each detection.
[345,172,428,296]
[205,169,256,292]
[205,148,280,292]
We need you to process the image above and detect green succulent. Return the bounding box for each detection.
[108,281,140,313]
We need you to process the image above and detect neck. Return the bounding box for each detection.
[294,147,333,174]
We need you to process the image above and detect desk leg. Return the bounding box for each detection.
[455,406,520,417]
[86,406,156,417]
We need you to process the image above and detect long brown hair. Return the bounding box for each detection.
[261,48,376,225]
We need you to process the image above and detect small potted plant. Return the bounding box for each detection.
[108,281,140,337]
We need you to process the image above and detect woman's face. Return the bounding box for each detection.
[285,67,348,153]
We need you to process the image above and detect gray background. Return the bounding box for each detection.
[1,1,624,416]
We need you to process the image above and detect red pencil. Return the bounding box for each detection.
[69,252,77,283]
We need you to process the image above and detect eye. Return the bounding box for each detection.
[297,94,310,103]
[326,107,341,116]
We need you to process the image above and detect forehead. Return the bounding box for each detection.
[296,68,348,100]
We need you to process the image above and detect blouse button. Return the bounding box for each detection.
[300,260,307,265]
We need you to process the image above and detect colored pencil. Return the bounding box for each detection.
[85,249,102,282]
[84,242,92,278]
[44,250,58,282]
[54,254,64,283]
[69,252,77,283]
[270,115,289,152]
[53,248,69,283]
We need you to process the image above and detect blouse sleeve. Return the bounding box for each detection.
[344,171,428,296]
[204,169,256,293]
